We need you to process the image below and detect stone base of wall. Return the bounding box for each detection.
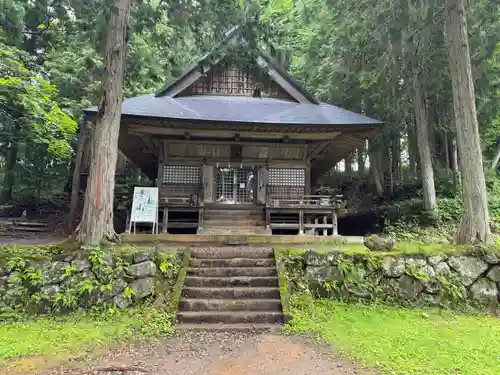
[280,249,499,309]
[0,246,182,314]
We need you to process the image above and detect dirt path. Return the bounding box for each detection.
[0,235,65,245]
[31,332,371,375]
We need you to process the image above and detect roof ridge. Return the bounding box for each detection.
[154,25,319,104]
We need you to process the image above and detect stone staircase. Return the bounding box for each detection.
[0,219,50,236]
[198,205,271,235]
[176,246,283,331]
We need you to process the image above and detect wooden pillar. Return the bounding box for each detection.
[257,166,268,204]
[202,164,214,203]
[322,216,328,236]
[305,164,311,194]
[314,217,319,236]
[299,209,304,235]
[158,141,166,233]
[162,207,168,234]
[331,210,338,236]
[198,206,204,230]
[306,216,313,235]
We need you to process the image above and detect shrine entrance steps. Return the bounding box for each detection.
[176,246,283,332]
[197,205,271,235]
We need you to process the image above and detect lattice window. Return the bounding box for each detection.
[181,60,294,100]
[210,66,256,96]
[190,76,210,94]
[268,168,305,186]
[162,165,201,184]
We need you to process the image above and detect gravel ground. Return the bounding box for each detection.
[25,332,373,375]
[0,235,65,245]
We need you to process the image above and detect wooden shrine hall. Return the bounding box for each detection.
[84,26,383,236]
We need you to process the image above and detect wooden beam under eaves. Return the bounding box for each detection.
[128,124,341,141]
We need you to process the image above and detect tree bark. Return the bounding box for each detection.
[69,122,90,230]
[369,141,384,197]
[407,117,419,179]
[357,144,366,177]
[490,142,500,173]
[76,0,131,245]
[443,131,450,169]
[445,0,490,244]
[412,75,437,212]
[1,140,19,203]
[391,137,401,183]
[451,137,460,188]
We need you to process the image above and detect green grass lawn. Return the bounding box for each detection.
[285,300,500,375]
[0,307,174,370]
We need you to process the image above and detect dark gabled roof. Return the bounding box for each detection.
[257,51,318,104]
[154,25,319,104]
[155,26,242,98]
[84,25,383,127]
[84,95,382,126]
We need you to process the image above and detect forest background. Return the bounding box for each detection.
[1,0,499,242]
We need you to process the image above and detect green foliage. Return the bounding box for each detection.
[122,286,135,299]
[156,251,180,279]
[0,38,77,201]
[76,279,94,296]
[0,244,166,315]
[279,248,499,310]
[436,274,467,306]
[289,291,314,312]
[276,249,308,293]
[0,243,66,260]
[285,300,500,375]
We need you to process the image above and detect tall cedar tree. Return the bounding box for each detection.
[445,0,491,244]
[77,0,131,245]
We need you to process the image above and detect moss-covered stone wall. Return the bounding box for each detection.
[0,244,185,315]
[278,248,500,309]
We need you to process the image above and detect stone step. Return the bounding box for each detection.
[177,311,283,324]
[203,223,266,229]
[203,208,264,216]
[190,258,275,268]
[204,216,264,221]
[182,286,280,299]
[198,228,271,236]
[203,218,264,225]
[178,298,282,312]
[187,267,276,277]
[175,323,282,332]
[191,247,274,259]
[185,276,279,287]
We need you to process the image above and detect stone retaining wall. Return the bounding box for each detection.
[280,249,500,308]
[0,247,182,314]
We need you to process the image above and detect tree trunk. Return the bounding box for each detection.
[76,0,131,245]
[445,0,491,244]
[407,117,419,179]
[1,140,19,203]
[369,142,384,197]
[357,144,366,177]
[69,122,90,230]
[443,131,450,169]
[391,137,401,183]
[490,142,500,173]
[412,75,437,212]
[389,147,394,196]
[451,137,460,188]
